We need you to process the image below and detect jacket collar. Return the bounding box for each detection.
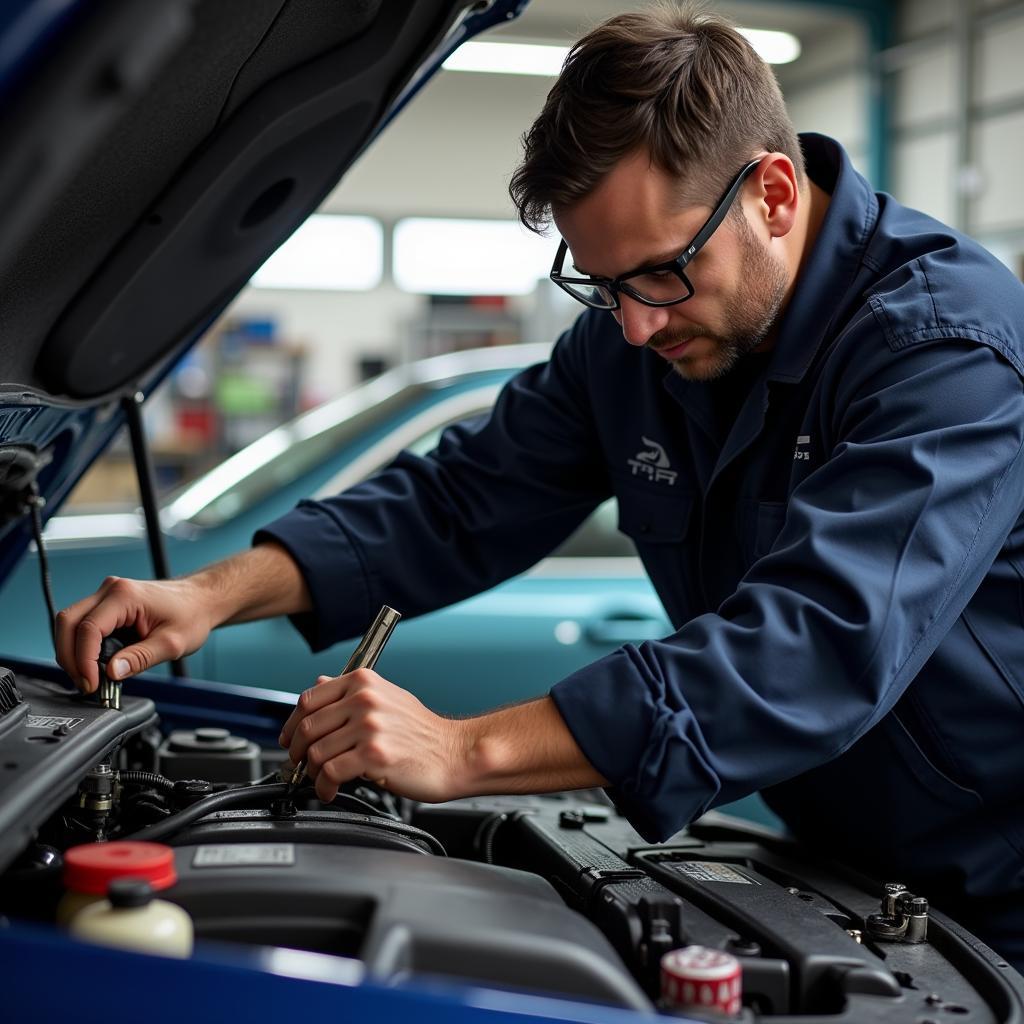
[764,132,879,384]
[663,132,879,411]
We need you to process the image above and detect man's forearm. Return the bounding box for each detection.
[456,696,608,797]
[189,542,313,628]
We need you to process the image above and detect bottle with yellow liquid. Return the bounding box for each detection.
[69,878,193,958]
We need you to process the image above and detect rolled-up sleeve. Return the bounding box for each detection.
[551,337,1024,842]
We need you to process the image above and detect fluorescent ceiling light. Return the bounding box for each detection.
[250,214,382,291]
[443,41,566,76]
[393,218,556,296]
[737,28,801,65]
[443,30,801,76]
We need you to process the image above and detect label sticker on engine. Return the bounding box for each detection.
[26,715,83,729]
[672,862,758,884]
[193,844,295,867]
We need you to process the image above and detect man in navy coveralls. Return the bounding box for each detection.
[59,5,1024,967]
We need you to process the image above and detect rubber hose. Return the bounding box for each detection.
[121,782,446,854]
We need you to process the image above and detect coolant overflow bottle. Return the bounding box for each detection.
[69,877,193,958]
[57,840,178,925]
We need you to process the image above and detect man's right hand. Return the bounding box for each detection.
[55,575,217,693]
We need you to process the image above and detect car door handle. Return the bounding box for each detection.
[584,614,670,646]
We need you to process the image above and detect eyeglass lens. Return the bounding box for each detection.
[556,266,690,309]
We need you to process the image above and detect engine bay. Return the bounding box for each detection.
[1,665,1021,1022]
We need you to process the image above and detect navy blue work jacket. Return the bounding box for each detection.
[259,135,1024,964]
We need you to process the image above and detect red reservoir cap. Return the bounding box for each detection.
[661,945,742,1015]
[63,841,177,894]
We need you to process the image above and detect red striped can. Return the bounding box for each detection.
[661,945,742,1015]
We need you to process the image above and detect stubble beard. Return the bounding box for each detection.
[651,215,790,382]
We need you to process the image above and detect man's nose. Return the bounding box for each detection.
[614,294,669,347]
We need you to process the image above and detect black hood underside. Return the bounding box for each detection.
[0,0,475,402]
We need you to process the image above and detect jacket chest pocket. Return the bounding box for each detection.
[617,489,694,545]
[740,499,788,565]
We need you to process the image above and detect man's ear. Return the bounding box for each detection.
[751,154,799,239]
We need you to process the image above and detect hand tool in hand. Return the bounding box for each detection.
[284,604,401,798]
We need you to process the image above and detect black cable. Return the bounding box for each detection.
[27,486,57,651]
[253,771,398,819]
[120,782,446,854]
[118,770,176,793]
[331,790,399,820]
[120,783,282,841]
[472,811,511,864]
[121,796,172,825]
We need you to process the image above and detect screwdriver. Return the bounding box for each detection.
[284,604,401,797]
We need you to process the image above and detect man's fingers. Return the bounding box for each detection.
[62,577,142,690]
[106,629,187,680]
[54,593,105,690]
[279,675,346,747]
[71,616,111,694]
[314,749,363,804]
[286,700,351,767]
[301,722,358,778]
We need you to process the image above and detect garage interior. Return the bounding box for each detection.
[4,1,1024,1016]
[64,0,1024,507]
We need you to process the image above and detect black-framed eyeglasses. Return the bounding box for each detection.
[549,157,763,311]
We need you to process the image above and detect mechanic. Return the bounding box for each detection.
[57,5,1024,968]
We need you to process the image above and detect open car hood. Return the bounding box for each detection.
[0,0,527,580]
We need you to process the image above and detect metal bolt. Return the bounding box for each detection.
[883,882,908,916]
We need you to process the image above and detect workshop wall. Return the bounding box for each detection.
[777,0,1024,277]
[324,69,553,221]
[775,18,870,175]
[890,0,1024,271]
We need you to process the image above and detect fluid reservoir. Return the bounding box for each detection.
[158,726,261,782]
[70,878,193,958]
[57,840,177,925]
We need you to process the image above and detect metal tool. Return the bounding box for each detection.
[285,604,401,795]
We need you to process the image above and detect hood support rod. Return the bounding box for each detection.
[122,391,186,679]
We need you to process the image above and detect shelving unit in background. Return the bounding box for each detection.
[64,317,307,510]
[406,295,522,359]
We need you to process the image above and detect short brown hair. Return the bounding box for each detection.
[509,2,805,233]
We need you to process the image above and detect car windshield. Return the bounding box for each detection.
[169,377,432,529]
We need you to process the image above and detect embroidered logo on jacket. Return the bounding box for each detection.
[793,435,811,461]
[627,437,678,485]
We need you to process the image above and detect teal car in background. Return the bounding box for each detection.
[1,343,663,703]
[0,340,776,826]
